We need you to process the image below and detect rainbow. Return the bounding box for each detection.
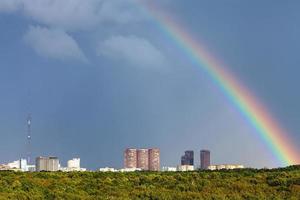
[139,1,299,166]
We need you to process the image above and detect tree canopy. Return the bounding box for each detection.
[0,166,299,199]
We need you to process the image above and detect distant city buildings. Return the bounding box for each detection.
[181,151,194,166]
[208,164,244,170]
[36,156,59,172]
[177,165,195,171]
[124,148,160,171]
[200,150,210,169]
[0,148,248,172]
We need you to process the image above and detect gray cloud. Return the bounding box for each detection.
[0,0,22,12]
[24,26,87,62]
[98,35,167,69]
[0,0,144,30]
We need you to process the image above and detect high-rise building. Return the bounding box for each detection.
[36,156,59,172]
[181,150,194,166]
[137,149,149,170]
[124,148,137,168]
[124,148,160,171]
[200,150,210,169]
[148,148,160,171]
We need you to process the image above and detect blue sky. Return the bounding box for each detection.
[0,0,299,169]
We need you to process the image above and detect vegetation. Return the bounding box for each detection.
[0,166,299,199]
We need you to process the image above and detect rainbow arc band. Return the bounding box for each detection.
[140,1,298,166]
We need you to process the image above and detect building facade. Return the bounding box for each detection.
[148,148,160,171]
[200,150,210,169]
[36,156,59,172]
[124,148,137,169]
[137,149,149,170]
[181,150,194,166]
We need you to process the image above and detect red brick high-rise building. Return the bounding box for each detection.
[137,149,149,170]
[124,148,160,171]
[149,148,160,171]
[124,148,137,168]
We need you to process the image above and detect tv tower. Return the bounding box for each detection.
[27,114,32,164]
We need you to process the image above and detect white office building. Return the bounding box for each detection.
[60,158,86,172]
[67,158,80,169]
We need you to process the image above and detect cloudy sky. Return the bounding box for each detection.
[0,0,299,169]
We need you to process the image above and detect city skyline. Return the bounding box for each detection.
[2,148,246,172]
[0,0,300,169]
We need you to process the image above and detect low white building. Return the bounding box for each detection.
[7,160,20,170]
[0,164,11,171]
[208,164,244,170]
[161,166,177,172]
[177,165,194,171]
[27,164,36,172]
[5,159,29,171]
[119,168,142,172]
[99,167,117,172]
[59,158,86,172]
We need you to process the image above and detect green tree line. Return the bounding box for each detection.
[0,165,299,199]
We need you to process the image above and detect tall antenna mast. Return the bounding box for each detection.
[27,114,32,164]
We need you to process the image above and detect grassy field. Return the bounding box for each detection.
[0,166,299,199]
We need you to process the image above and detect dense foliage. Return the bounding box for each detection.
[0,166,299,199]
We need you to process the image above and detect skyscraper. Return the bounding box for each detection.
[137,149,149,170]
[181,150,194,166]
[149,148,160,171]
[200,150,210,169]
[124,148,137,168]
